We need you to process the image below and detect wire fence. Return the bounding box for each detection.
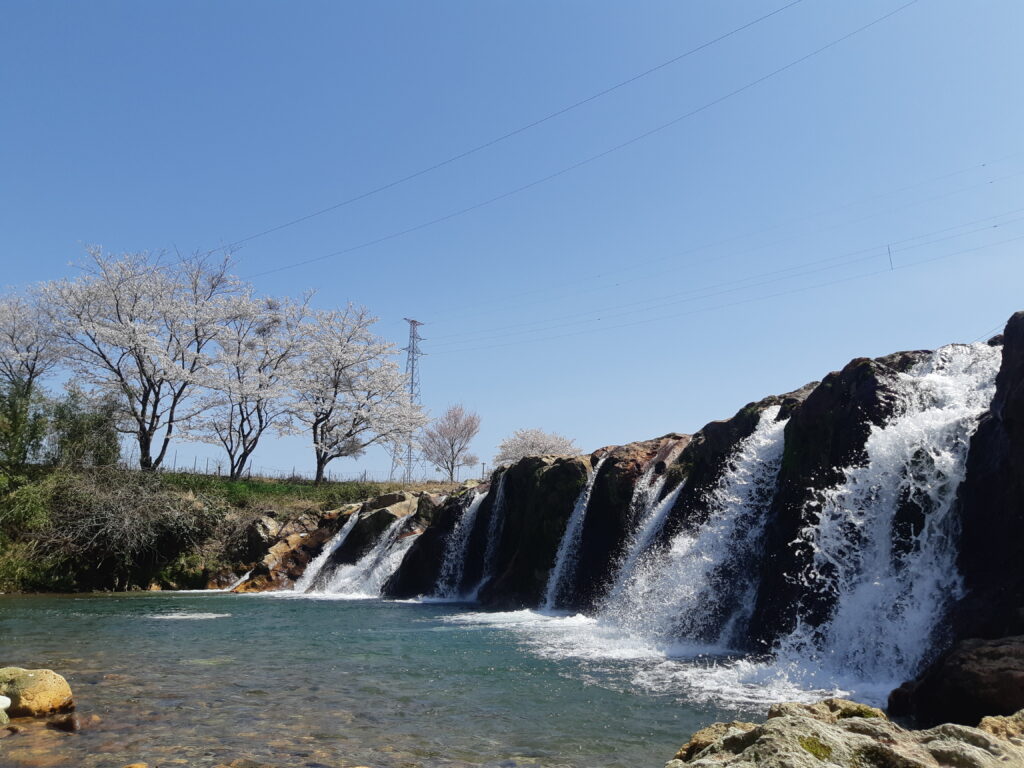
[114,450,483,485]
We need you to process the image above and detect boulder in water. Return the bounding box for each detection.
[0,667,74,717]
[951,311,1024,641]
[888,636,1024,727]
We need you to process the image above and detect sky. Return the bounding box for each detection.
[2,0,1023,480]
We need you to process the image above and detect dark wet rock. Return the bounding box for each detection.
[46,713,82,732]
[888,636,1024,727]
[383,490,479,599]
[951,312,1024,641]
[747,351,930,649]
[477,456,590,609]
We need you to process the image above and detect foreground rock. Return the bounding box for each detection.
[889,635,1024,727]
[668,698,1024,768]
[0,668,74,717]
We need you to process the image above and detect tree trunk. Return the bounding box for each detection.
[314,450,330,485]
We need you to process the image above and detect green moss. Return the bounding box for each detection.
[798,736,832,761]
[837,702,882,719]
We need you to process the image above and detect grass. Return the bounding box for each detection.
[157,471,458,509]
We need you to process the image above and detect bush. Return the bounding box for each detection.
[6,468,223,590]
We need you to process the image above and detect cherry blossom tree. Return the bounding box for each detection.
[0,289,60,395]
[493,428,580,467]
[41,247,239,470]
[190,292,309,480]
[290,307,426,484]
[421,405,480,481]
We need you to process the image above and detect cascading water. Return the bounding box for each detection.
[293,511,361,593]
[543,457,607,611]
[319,516,419,598]
[467,472,508,601]
[601,481,685,605]
[433,490,489,599]
[772,342,1002,695]
[600,405,788,647]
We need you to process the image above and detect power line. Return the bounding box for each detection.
[225,0,806,250]
[246,0,921,280]
[428,231,1024,356]
[425,167,1024,336]
[426,205,1024,348]
[425,153,1015,326]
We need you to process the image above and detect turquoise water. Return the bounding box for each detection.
[0,593,753,768]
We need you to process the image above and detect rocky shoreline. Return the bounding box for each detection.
[667,698,1024,768]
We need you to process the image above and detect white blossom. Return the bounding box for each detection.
[40,247,241,469]
[493,428,580,467]
[289,306,427,483]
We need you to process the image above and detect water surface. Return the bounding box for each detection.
[0,593,751,768]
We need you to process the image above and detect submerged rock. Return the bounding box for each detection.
[0,668,74,717]
[668,698,1024,768]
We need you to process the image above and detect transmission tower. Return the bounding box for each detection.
[402,318,424,483]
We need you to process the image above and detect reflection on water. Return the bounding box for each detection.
[0,593,746,768]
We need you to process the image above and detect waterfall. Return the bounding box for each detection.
[600,406,788,647]
[434,490,489,599]
[543,457,607,610]
[601,480,685,605]
[774,342,1001,687]
[318,516,418,597]
[293,511,360,593]
[467,472,509,601]
[225,569,252,592]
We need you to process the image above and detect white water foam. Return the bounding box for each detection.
[770,342,1001,699]
[292,511,361,593]
[601,406,788,647]
[318,515,419,598]
[433,490,488,599]
[602,481,685,605]
[543,457,607,610]
[147,612,231,620]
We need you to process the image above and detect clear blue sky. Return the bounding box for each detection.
[2,0,1022,480]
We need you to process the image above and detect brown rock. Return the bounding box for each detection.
[767,698,886,723]
[0,668,74,717]
[675,721,757,761]
[978,709,1024,742]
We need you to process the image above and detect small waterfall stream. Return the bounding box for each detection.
[293,511,361,593]
[543,457,608,610]
[434,490,489,599]
[319,516,419,597]
[467,472,509,601]
[600,405,788,647]
[601,481,685,605]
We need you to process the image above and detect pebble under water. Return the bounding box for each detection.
[0,592,752,768]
